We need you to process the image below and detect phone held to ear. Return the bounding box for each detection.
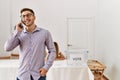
[19,23,23,28]
[14,23,23,30]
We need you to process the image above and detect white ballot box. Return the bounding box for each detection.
[66,49,89,66]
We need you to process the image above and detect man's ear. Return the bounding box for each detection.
[34,15,36,20]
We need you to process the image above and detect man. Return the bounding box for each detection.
[4,8,56,80]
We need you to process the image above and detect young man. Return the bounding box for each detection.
[4,8,56,80]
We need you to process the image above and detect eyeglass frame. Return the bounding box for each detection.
[20,13,34,19]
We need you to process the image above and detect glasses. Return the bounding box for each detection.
[20,13,34,19]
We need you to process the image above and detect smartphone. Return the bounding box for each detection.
[14,23,23,30]
[19,23,23,28]
[14,20,24,30]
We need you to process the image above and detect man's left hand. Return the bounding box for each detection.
[38,68,47,77]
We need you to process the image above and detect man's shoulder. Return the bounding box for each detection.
[38,27,49,33]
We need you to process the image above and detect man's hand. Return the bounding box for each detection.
[38,68,47,77]
[15,22,23,31]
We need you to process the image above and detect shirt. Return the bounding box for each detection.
[4,26,56,80]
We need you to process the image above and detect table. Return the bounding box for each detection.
[0,60,19,80]
[47,60,94,80]
[0,60,94,80]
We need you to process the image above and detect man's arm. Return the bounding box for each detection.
[4,30,21,51]
[39,30,56,77]
[43,30,56,70]
[4,22,23,51]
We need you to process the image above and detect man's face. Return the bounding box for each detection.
[21,11,35,27]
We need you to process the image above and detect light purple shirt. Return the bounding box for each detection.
[4,26,56,80]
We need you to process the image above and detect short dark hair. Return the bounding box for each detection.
[20,8,35,15]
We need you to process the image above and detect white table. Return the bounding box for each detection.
[0,60,94,80]
[0,60,19,80]
[47,60,94,80]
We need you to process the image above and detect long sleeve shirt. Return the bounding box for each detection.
[4,26,56,80]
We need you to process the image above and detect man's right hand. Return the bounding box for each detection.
[15,22,23,31]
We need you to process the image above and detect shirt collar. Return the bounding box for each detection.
[23,25,40,33]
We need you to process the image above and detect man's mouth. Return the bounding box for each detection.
[24,20,31,24]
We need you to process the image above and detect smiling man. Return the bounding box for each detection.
[4,8,56,80]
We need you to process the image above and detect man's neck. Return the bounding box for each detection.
[26,24,36,32]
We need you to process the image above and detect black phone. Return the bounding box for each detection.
[19,23,23,28]
[14,23,23,30]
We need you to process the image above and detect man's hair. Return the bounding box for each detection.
[20,8,35,15]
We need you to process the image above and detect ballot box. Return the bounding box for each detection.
[66,49,89,66]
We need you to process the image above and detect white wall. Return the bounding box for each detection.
[95,0,120,80]
[0,0,10,54]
